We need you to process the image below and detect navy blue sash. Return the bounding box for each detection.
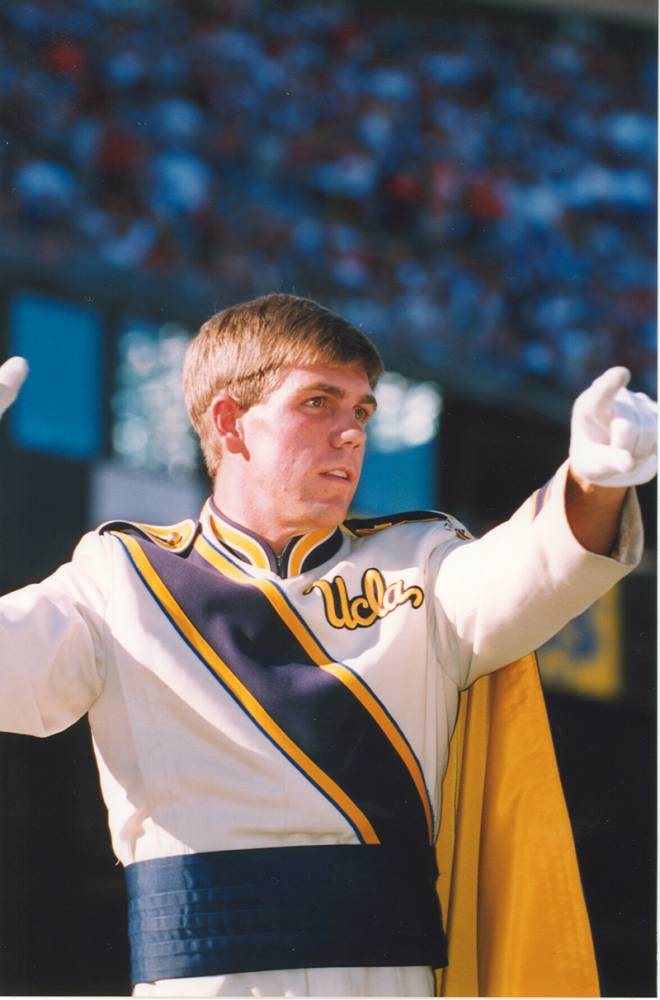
[126,846,447,984]
[109,526,433,847]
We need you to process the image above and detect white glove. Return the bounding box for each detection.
[569,366,657,487]
[0,357,29,420]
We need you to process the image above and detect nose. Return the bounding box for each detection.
[330,418,366,450]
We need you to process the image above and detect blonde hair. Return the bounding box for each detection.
[183,293,383,479]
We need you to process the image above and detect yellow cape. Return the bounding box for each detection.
[435,653,600,997]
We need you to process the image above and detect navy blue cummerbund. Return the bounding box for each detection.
[125,844,447,984]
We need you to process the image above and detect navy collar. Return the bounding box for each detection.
[200,499,344,578]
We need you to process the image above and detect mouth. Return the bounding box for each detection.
[320,468,353,484]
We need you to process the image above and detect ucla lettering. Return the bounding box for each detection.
[304,568,424,630]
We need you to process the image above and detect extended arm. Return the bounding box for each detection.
[0,357,107,736]
[433,367,655,689]
[0,539,108,736]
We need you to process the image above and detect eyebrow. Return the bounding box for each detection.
[301,382,378,409]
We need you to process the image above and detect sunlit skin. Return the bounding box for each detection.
[210,363,377,553]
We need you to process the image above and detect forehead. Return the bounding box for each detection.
[272,363,374,398]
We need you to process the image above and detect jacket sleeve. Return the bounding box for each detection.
[0,531,109,737]
[429,460,643,690]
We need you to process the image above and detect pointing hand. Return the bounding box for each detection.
[0,357,29,421]
[569,367,657,487]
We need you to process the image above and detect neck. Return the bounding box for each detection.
[211,488,307,555]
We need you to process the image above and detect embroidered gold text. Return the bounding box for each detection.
[304,568,424,630]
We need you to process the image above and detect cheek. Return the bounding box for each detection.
[248,417,319,486]
[278,424,317,465]
[265,438,306,484]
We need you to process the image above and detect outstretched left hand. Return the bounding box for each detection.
[569,367,657,488]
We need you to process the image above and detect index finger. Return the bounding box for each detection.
[585,366,631,414]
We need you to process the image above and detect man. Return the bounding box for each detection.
[0,293,655,998]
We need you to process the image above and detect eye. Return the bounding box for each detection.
[354,405,371,424]
[303,395,328,410]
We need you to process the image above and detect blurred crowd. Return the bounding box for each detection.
[0,0,656,394]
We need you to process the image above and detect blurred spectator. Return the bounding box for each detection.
[13,156,78,225]
[0,0,655,395]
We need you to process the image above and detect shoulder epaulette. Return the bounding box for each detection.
[98,516,199,554]
[343,510,472,541]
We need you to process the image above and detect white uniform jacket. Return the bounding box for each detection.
[0,461,642,997]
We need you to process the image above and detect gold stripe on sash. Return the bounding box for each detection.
[116,532,379,844]
[195,534,434,842]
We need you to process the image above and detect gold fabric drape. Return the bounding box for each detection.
[435,654,600,997]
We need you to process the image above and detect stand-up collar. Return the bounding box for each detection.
[200,499,344,578]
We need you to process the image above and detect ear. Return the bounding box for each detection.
[210,394,248,456]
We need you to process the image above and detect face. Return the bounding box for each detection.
[215,363,377,550]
